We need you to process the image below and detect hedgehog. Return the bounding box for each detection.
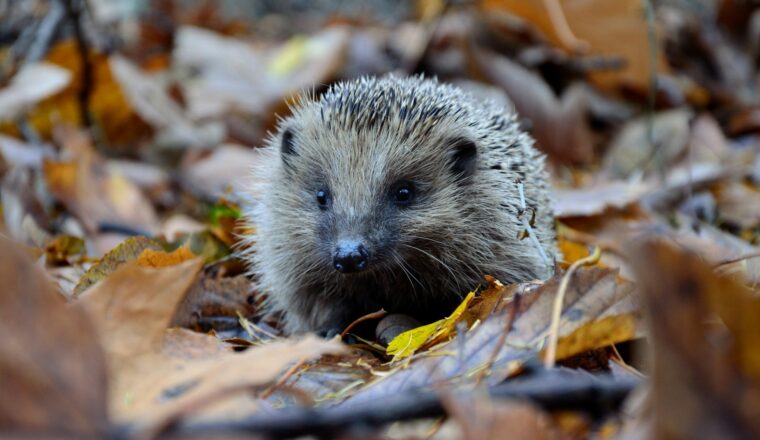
[242,75,558,335]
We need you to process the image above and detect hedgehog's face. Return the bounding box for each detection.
[274,118,478,281]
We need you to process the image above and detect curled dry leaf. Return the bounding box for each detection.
[603,109,692,179]
[444,395,556,440]
[174,26,349,121]
[110,55,224,149]
[42,127,159,235]
[77,256,343,427]
[171,273,258,334]
[470,47,594,165]
[0,237,109,437]
[553,181,651,218]
[713,181,760,230]
[0,62,71,120]
[481,0,669,92]
[180,143,263,201]
[630,239,760,439]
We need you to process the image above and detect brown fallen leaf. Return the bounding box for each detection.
[602,109,692,179]
[77,256,342,428]
[42,126,159,235]
[171,272,258,334]
[713,180,760,230]
[0,237,109,437]
[469,47,594,165]
[482,0,670,93]
[180,143,263,202]
[78,258,204,368]
[174,26,349,121]
[630,239,760,439]
[553,181,652,218]
[0,40,152,146]
[444,395,557,440]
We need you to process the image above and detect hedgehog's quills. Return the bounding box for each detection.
[241,75,558,335]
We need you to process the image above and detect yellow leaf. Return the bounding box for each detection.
[387,291,475,360]
[268,36,308,76]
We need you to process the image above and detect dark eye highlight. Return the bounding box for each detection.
[391,182,415,206]
[316,189,330,209]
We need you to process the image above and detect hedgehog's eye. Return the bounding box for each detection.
[391,182,415,207]
[316,189,330,209]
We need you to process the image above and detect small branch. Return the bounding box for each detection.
[340,308,387,339]
[475,291,521,385]
[63,0,93,130]
[712,252,760,269]
[26,0,66,64]
[544,247,601,368]
[517,180,551,272]
[543,0,589,53]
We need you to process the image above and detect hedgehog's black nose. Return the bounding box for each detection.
[333,241,369,273]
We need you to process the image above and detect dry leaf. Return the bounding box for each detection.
[714,181,760,230]
[174,26,349,120]
[603,109,692,179]
[445,396,556,440]
[42,127,159,235]
[0,237,108,437]
[74,235,163,296]
[78,256,343,426]
[171,273,257,333]
[470,47,594,165]
[0,40,152,146]
[631,239,760,439]
[482,0,669,92]
[553,181,651,217]
[180,143,263,201]
[110,55,224,149]
[0,62,71,120]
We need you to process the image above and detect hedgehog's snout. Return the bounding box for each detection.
[333,240,369,274]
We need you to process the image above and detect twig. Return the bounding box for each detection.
[517,180,551,272]
[26,0,66,64]
[259,359,306,400]
[544,246,601,369]
[63,0,93,130]
[340,308,387,339]
[174,369,640,438]
[543,0,589,53]
[712,252,760,269]
[642,0,664,181]
[475,291,521,385]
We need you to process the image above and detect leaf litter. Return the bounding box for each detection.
[2,0,760,438]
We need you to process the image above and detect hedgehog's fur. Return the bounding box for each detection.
[242,75,558,334]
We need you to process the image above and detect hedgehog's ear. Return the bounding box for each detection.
[448,137,477,181]
[280,128,296,163]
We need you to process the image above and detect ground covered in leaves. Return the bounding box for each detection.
[2,0,760,439]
